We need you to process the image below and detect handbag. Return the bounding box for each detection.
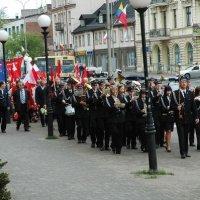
[65,104,75,116]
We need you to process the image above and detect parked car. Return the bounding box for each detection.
[180,65,200,79]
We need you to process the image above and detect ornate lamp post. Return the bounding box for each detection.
[38,15,55,139]
[129,0,158,172]
[0,29,10,121]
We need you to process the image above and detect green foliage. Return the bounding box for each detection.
[0,160,11,200]
[0,8,6,28]
[5,32,44,59]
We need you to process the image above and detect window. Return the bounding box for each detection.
[8,28,11,35]
[187,43,193,65]
[68,11,71,24]
[94,33,98,45]
[74,36,78,47]
[82,35,85,47]
[113,30,116,43]
[87,34,91,46]
[186,6,192,27]
[174,44,180,65]
[99,14,103,24]
[153,13,157,29]
[119,29,124,42]
[127,51,135,67]
[20,24,24,32]
[12,26,15,34]
[173,9,177,28]
[78,35,82,47]
[99,32,102,44]
[130,27,134,41]
[80,20,85,27]
[16,26,19,33]
[103,31,107,44]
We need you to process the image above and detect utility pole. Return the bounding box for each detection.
[106,0,112,76]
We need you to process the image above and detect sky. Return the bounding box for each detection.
[1,0,51,18]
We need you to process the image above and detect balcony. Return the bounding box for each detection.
[55,22,64,32]
[150,28,170,38]
[151,0,170,6]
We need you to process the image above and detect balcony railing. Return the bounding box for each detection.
[55,22,64,32]
[149,28,170,38]
[151,0,169,4]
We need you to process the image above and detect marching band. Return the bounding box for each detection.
[0,74,200,159]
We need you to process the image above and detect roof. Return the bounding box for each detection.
[73,0,135,34]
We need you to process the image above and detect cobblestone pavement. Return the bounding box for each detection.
[0,123,200,200]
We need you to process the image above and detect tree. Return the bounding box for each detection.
[0,8,6,28]
[0,160,11,200]
[5,32,44,59]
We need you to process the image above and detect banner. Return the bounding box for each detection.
[0,60,5,82]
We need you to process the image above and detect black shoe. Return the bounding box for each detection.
[25,129,30,132]
[181,155,186,159]
[16,127,19,131]
[42,125,45,127]
[2,130,6,133]
[91,143,95,148]
[100,146,105,151]
[197,146,200,150]
[78,140,82,144]
[112,148,116,154]
[186,154,191,158]
[131,146,138,150]
[82,141,86,144]
[116,149,121,154]
[126,145,130,149]
[190,143,196,147]
[105,147,110,151]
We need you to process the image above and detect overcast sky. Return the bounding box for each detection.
[1,0,51,18]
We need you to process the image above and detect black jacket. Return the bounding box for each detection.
[172,89,197,124]
[35,86,47,107]
[13,89,30,112]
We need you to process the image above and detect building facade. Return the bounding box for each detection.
[3,4,54,56]
[51,0,106,55]
[135,0,200,73]
[73,0,136,73]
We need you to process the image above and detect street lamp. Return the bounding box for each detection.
[38,15,55,139]
[0,29,10,122]
[129,0,158,172]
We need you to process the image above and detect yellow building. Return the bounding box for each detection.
[135,0,200,74]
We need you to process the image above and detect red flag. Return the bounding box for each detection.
[56,60,62,78]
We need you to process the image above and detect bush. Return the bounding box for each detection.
[0,160,11,200]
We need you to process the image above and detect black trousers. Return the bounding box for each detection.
[57,114,66,135]
[90,117,104,147]
[66,115,75,139]
[110,122,123,152]
[0,109,7,131]
[137,120,147,151]
[195,124,200,148]
[153,112,162,146]
[17,104,29,130]
[76,116,89,142]
[189,122,195,145]
[126,121,137,148]
[176,122,190,156]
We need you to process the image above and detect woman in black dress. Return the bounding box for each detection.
[160,86,174,152]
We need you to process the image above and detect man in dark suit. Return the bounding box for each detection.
[0,81,8,133]
[172,76,198,159]
[13,81,30,132]
[35,80,47,127]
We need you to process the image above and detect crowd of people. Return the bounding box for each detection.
[0,75,200,159]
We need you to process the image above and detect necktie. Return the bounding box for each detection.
[21,90,25,104]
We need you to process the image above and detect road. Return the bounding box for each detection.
[0,122,200,200]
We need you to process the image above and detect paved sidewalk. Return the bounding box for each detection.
[0,123,200,200]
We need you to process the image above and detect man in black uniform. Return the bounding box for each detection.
[172,76,198,159]
[0,81,8,133]
[86,80,102,148]
[150,80,163,147]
